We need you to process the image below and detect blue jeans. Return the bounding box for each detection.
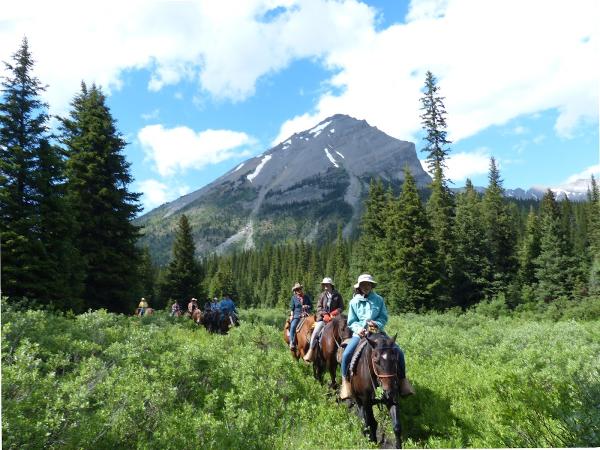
[341,336,360,378]
[341,335,407,379]
[289,318,300,346]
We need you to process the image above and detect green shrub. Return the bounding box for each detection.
[2,303,598,448]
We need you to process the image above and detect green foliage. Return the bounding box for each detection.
[382,167,437,312]
[159,214,203,306]
[1,304,369,449]
[534,190,577,302]
[3,303,598,449]
[60,82,141,313]
[0,37,80,306]
[481,157,517,296]
[451,179,489,308]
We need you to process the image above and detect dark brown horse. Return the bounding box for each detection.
[349,333,403,448]
[283,314,315,360]
[314,315,352,389]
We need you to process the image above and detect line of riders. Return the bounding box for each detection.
[135,295,239,334]
[285,274,416,401]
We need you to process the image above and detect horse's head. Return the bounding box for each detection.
[366,334,400,396]
[334,315,352,341]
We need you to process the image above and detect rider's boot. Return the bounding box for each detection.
[339,377,352,400]
[399,378,415,396]
[303,346,315,362]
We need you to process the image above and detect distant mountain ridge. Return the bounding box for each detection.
[454,179,593,202]
[137,114,431,263]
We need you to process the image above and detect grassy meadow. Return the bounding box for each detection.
[2,301,599,449]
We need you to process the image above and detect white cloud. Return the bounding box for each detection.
[2,0,597,145]
[420,148,491,183]
[138,125,254,176]
[1,0,374,113]
[274,0,599,144]
[137,179,192,210]
[563,164,600,184]
[137,179,169,209]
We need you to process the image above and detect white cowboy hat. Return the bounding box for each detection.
[320,277,334,286]
[353,273,377,289]
[291,282,304,292]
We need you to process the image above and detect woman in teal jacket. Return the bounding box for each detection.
[339,274,415,399]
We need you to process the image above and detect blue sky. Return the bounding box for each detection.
[2,0,598,212]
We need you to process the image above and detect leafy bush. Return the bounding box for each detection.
[3,303,599,448]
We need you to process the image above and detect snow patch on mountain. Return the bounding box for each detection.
[335,150,345,159]
[309,120,332,138]
[233,163,244,172]
[247,155,272,183]
[324,148,339,168]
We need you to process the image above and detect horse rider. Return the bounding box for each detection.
[170,300,181,316]
[219,294,238,326]
[288,282,312,350]
[188,297,199,315]
[340,274,415,400]
[304,277,344,362]
[138,297,149,316]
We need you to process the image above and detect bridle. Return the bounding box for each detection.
[370,346,400,379]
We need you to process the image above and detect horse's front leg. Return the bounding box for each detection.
[364,401,377,443]
[327,356,338,389]
[387,402,402,449]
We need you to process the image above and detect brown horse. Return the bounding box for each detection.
[349,333,403,448]
[283,314,315,360]
[314,315,352,389]
[191,308,203,325]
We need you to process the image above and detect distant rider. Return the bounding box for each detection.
[304,277,344,362]
[288,283,312,350]
[138,297,149,316]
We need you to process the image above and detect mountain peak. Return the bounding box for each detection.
[138,114,430,261]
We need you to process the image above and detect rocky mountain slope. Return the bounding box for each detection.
[137,114,430,264]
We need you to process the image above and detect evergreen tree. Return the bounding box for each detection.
[587,176,600,294]
[353,179,386,276]
[534,190,575,301]
[0,38,53,301]
[211,260,237,301]
[481,157,516,296]
[385,167,437,312]
[138,247,156,305]
[517,208,541,288]
[419,71,452,172]
[426,163,454,307]
[60,83,141,312]
[162,214,202,307]
[452,179,489,308]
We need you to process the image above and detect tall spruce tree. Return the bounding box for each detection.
[426,164,455,307]
[481,157,516,296]
[0,37,78,305]
[419,71,452,172]
[419,71,454,307]
[534,190,575,301]
[452,179,489,308]
[353,178,387,276]
[162,214,202,308]
[385,167,437,312]
[60,83,141,312]
[586,176,600,294]
[517,208,541,288]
